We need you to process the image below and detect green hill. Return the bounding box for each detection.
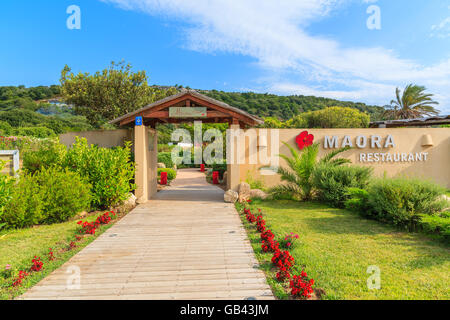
[198,89,384,121]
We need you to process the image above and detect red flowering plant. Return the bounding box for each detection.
[77,220,97,235]
[69,241,77,250]
[246,210,256,223]
[280,233,300,250]
[256,215,266,232]
[271,249,295,270]
[276,267,291,282]
[12,270,28,287]
[295,131,314,150]
[96,211,112,225]
[48,248,55,261]
[290,270,315,299]
[31,256,43,272]
[261,229,275,242]
[261,238,279,253]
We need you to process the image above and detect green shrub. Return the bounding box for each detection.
[0,161,15,230]
[364,178,446,230]
[22,140,67,174]
[12,126,56,138]
[157,168,177,181]
[0,121,12,135]
[1,173,43,229]
[312,164,373,207]
[35,167,91,224]
[344,188,371,215]
[286,107,370,128]
[158,152,174,168]
[64,137,135,209]
[419,212,450,242]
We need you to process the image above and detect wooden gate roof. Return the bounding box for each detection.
[110,89,263,128]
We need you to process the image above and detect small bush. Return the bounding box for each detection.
[0,161,15,230]
[1,173,43,229]
[157,168,177,181]
[344,188,371,215]
[12,126,56,138]
[0,121,12,135]
[158,152,174,168]
[364,177,446,230]
[22,140,67,174]
[419,212,450,242]
[312,164,373,207]
[64,137,135,210]
[35,167,91,223]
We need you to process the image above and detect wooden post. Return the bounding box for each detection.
[134,124,148,203]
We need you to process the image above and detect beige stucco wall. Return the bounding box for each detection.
[134,126,158,203]
[235,128,450,189]
[59,129,133,148]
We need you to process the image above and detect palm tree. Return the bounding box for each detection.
[384,84,440,120]
[269,142,350,200]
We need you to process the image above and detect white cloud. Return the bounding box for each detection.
[431,16,450,38]
[101,0,450,113]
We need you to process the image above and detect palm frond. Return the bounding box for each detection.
[319,146,351,164]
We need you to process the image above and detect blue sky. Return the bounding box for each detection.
[1,0,449,112]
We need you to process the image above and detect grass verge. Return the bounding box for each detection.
[236,199,450,300]
[0,207,133,300]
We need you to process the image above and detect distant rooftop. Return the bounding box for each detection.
[370,115,450,128]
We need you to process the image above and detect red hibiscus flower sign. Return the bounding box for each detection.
[296,131,314,150]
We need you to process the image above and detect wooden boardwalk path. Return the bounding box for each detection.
[20,169,273,300]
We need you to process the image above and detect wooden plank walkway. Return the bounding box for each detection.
[20,169,273,300]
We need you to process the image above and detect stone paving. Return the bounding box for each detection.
[20,169,273,300]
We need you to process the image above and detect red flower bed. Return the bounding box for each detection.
[276,267,291,282]
[262,238,279,253]
[271,249,295,270]
[78,220,97,235]
[290,271,315,299]
[30,256,43,272]
[48,248,55,261]
[256,215,266,232]
[12,270,28,287]
[246,211,256,223]
[77,211,115,235]
[261,229,275,242]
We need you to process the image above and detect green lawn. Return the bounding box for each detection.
[238,200,450,300]
[0,210,128,300]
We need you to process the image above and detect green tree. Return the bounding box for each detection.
[384,84,440,120]
[269,143,351,200]
[60,61,177,126]
[286,107,370,128]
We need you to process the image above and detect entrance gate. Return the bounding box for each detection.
[110,89,263,203]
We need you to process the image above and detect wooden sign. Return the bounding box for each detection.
[0,150,19,177]
[169,107,207,118]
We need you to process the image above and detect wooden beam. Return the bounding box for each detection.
[118,92,258,127]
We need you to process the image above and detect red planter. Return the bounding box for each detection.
[200,164,205,172]
[212,171,219,184]
[160,171,168,185]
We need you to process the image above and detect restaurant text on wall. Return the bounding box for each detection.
[323,134,429,163]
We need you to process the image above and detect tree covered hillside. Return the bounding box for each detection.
[198,89,384,121]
